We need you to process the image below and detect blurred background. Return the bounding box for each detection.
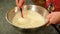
[0,0,59,34]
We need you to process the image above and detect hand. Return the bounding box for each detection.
[46,12,60,26]
[16,0,26,8]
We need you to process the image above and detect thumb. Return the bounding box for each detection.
[46,15,55,26]
[47,13,53,20]
[46,14,53,26]
[46,21,52,26]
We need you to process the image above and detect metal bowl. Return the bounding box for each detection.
[6,5,49,33]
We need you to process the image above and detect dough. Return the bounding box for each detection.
[12,8,47,28]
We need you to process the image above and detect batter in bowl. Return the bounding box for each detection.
[12,7,47,28]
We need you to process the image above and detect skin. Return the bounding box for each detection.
[16,0,26,8]
[16,0,26,18]
[47,12,60,26]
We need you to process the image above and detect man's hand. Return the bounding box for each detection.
[16,0,26,8]
[47,12,60,26]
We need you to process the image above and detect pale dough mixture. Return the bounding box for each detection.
[12,8,47,28]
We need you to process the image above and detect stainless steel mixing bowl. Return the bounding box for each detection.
[5,5,49,34]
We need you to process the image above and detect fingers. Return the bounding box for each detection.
[46,13,53,26]
[46,21,51,26]
[18,0,24,7]
[16,0,19,6]
[46,17,54,26]
[16,0,25,8]
[46,12,55,26]
[46,12,59,26]
[47,13,53,20]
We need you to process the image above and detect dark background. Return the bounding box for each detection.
[0,0,59,34]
